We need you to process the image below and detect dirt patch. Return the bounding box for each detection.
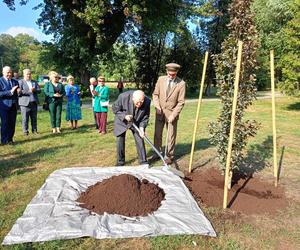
[184,168,289,215]
[77,174,165,217]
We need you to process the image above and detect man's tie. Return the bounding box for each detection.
[8,79,12,88]
[166,79,172,96]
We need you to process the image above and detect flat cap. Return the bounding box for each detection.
[165,63,181,71]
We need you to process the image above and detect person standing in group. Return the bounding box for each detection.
[44,71,66,133]
[117,79,124,94]
[112,90,150,166]
[0,66,20,145]
[93,76,109,134]
[152,63,186,164]
[89,77,98,129]
[18,69,41,135]
[13,72,19,80]
[65,75,82,129]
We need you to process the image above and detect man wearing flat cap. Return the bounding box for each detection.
[152,63,186,164]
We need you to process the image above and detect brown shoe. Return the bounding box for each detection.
[164,157,173,165]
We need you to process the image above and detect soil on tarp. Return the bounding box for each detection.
[77,174,165,217]
[184,168,289,215]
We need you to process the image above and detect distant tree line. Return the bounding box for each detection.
[1,0,299,96]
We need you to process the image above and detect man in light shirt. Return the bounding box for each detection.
[18,69,41,135]
[0,66,20,145]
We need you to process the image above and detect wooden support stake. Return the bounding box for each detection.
[223,41,243,209]
[188,51,209,173]
[270,50,278,187]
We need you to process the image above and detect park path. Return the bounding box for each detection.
[80,91,283,109]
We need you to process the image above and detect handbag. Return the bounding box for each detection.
[100,100,109,107]
[42,102,49,110]
[98,87,109,107]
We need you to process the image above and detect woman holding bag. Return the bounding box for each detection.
[44,71,66,133]
[93,76,109,134]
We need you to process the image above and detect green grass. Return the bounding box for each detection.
[0,96,299,249]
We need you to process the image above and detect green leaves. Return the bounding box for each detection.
[209,0,259,172]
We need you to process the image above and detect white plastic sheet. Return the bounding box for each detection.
[3,166,216,245]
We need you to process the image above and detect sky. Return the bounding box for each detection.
[0,1,52,42]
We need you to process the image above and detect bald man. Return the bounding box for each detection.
[112,90,151,166]
[0,66,20,145]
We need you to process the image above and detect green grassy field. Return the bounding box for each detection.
[0,95,299,250]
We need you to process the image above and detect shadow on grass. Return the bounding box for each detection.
[278,146,285,180]
[0,145,70,179]
[228,136,277,207]
[146,138,212,165]
[238,135,274,177]
[14,121,114,145]
[285,102,300,111]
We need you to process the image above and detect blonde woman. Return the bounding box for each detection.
[65,75,82,129]
[89,77,98,129]
[44,71,66,133]
[93,76,109,134]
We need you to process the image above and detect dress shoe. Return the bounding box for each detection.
[149,154,160,162]
[164,157,173,165]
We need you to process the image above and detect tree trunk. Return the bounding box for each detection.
[79,69,91,87]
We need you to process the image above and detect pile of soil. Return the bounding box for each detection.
[184,168,288,215]
[77,174,165,217]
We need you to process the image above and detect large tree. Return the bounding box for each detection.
[4,0,203,85]
[0,34,19,70]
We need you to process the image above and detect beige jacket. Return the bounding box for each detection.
[152,75,186,119]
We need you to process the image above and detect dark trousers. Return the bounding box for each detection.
[48,102,62,128]
[0,104,17,144]
[116,129,147,166]
[20,102,38,133]
[95,112,107,133]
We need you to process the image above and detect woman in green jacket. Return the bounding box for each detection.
[44,71,66,133]
[93,76,109,134]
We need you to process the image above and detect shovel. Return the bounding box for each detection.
[132,123,185,178]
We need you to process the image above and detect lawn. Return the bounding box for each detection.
[0,95,299,250]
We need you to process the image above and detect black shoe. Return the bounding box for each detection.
[24,132,29,136]
[149,154,160,162]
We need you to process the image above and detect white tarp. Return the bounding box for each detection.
[3,166,216,245]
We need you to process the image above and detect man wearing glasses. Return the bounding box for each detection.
[152,63,186,164]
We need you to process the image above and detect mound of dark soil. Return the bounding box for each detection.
[184,168,288,215]
[77,174,165,217]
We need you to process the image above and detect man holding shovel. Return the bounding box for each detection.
[152,63,186,164]
[112,90,151,166]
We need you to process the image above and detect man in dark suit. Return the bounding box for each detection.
[112,90,151,166]
[18,69,41,135]
[0,66,20,145]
